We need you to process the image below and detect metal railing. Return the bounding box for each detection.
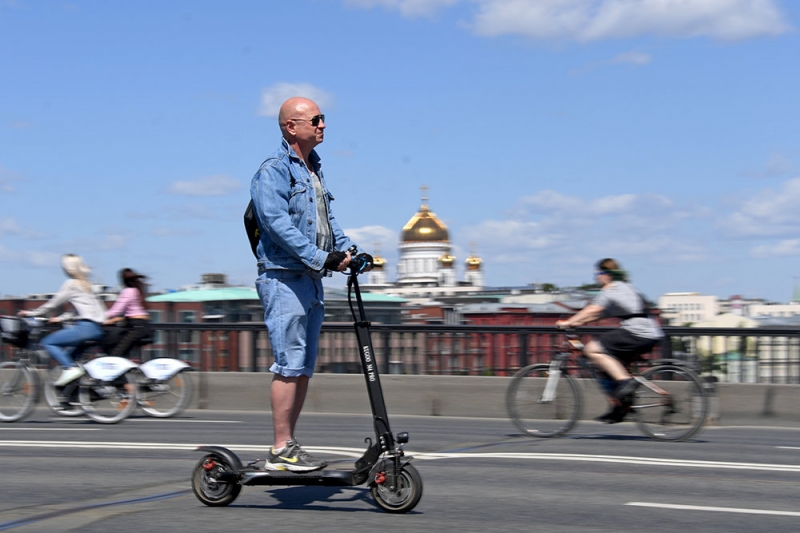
[130,323,800,384]
[3,323,798,384]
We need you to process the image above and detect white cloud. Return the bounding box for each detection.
[344,225,398,254]
[258,83,335,118]
[167,174,243,197]
[611,51,652,65]
[458,189,712,285]
[0,217,45,239]
[751,238,800,258]
[63,232,132,252]
[745,152,795,179]
[468,0,792,41]
[0,244,60,267]
[519,189,672,217]
[344,0,459,18]
[720,177,800,236]
[0,166,20,193]
[0,217,23,236]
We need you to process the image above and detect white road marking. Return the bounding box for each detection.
[124,418,242,424]
[1,441,800,473]
[0,428,101,431]
[627,502,800,517]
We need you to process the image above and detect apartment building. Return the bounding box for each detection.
[657,292,720,325]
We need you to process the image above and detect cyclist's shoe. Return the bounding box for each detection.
[53,366,85,387]
[613,378,638,402]
[595,406,620,423]
[264,439,327,472]
[597,404,629,424]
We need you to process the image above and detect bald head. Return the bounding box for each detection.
[279,97,317,131]
[277,96,325,159]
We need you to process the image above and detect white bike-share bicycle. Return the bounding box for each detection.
[1,316,193,424]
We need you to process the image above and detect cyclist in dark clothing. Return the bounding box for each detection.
[557,258,663,423]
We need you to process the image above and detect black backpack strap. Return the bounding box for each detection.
[619,291,651,320]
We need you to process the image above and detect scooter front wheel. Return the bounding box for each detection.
[192,454,242,506]
[370,462,423,513]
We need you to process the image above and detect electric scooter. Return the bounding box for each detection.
[190,252,423,513]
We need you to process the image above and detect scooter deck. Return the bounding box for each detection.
[239,468,355,487]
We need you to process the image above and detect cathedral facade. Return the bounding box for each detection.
[361,190,483,300]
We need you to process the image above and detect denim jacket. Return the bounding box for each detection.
[250,138,356,272]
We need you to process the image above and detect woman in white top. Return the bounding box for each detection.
[19,254,107,386]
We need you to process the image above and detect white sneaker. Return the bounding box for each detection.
[54,366,85,387]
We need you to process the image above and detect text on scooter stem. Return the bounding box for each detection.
[362,346,376,382]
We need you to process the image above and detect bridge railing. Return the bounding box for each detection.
[130,323,800,384]
[3,323,798,384]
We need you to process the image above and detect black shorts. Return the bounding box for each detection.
[598,328,657,365]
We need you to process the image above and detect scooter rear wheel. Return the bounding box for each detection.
[370,462,423,513]
[192,454,242,507]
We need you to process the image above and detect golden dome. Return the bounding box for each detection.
[401,204,449,243]
[372,255,386,269]
[438,254,455,268]
[465,255,482,270]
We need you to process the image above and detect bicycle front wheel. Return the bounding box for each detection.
[138,371,193,418]
[79,372,139,424]
[632,364,708,442]
[0,362,39,422]
[43,367,83,417]
[506,363,582,438]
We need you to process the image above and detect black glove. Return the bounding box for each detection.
[323,250,348,270]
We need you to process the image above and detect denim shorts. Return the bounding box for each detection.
[255,270,324,378]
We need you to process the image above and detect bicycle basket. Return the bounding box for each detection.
[0,316,30,348]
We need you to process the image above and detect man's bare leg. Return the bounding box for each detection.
[271,374,309,449]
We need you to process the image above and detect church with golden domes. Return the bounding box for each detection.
[361,187,483,300]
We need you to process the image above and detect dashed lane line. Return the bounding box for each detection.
[626,502,800,517]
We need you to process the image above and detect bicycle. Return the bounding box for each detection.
[0,316,45,422]
[2,315,192,423]
[506,333,709,441]
[42,329,194,420]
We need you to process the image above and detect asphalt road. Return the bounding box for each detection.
[1,407,800,532]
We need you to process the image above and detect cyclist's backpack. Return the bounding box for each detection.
[243,200,260,258]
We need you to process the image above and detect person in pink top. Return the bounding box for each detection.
[104,268,152,357]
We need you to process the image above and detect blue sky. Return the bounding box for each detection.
[1,0,799,303]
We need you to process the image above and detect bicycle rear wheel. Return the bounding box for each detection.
[506,363,582,438]
[0,362,39,422]
[138,370,193,418]
[79,371,139,424]
[632,364,708,441]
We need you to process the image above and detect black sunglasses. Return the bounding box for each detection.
[290,114,325,127]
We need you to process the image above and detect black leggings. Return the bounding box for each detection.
[106,319,152,357]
